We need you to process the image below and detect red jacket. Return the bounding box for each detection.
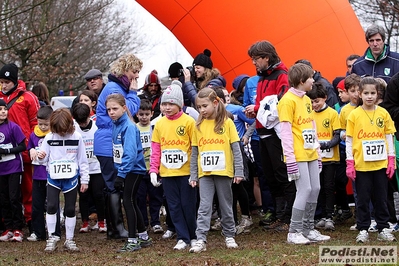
[254,62,289,136]
[0,80,40,162]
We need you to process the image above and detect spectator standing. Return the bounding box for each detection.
[139,70,162,120]
[244,41,295,231]
[352,24,399,83]
[0,63,40,234]
[94,54,142,239]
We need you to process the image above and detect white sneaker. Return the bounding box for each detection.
[324,218,335,231]
[315,218,326,229]
[377,228,397,242]
[0,230,14,242]
[162,230,176,239]
[211,218,221,231]
[173,239,188,250]
[44,236,60,252]
[152,225,164,234]
[27,233,39,242]
[64,239,80,252]
[11,230,23,242]
[305,229,330,242]
[90,221,99,230]
[368,220,378,232]
[159,206,167,216]
[190,239,197,247]
[287,232,310,245]
[239,215,253,229]
[349,223,357,231]
[189,240,206,253]
[225,237,238,248]
[356,230,369,243]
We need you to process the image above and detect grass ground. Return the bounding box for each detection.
[0,210,398,266]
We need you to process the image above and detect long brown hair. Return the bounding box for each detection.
[31,82,50,105]
[196,87,227,133]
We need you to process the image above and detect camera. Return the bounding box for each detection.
[178,66,195,77]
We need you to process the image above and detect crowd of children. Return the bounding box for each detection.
[1,44,399,255]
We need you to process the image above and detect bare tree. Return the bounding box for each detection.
[350,0,399,50]
[0,0,146,95]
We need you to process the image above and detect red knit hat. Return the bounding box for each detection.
[145,70,160,85]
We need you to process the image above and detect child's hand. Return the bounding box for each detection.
[189,180,197,188]
[233,177,243,184]
[29,148,38,161]
[242,136,249,146]
[80,184,88,193]
[37,150,46,159]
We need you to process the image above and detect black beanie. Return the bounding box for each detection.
[0,63,18,85]
[168,62,183,78]
[193,49,213,69]
[0,99,6,107]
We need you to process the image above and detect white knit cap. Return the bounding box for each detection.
[161,80,183,109]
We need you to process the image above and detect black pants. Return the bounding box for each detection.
[0,173,23,231]
[250,139,274,213]
[136,174,163,227]
[123,173,145,238]
[259,134,296,224]
[79,173,106,222]
[355,169,389,231]
[232,181,250,223]
[335,147,350,210]
[318,164,337,218]
[31,180,61,239]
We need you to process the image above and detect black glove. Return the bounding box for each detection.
[0,148,7,154]
[114,176,125,191]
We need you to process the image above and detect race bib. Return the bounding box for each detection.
[161,149,187,169]
[362,139,387,161]
[140,131,151,148]
[85,148,97,163]
[49,159,77,179]
[302,129,318,149]
[31,147,40,165]
[0,143,16,162]
[200,151,226,172]
[319,141,333,158]
[113,144,123,164]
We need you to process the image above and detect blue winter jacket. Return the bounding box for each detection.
[112,112,146,178]
[94,74,140,157]
[243,75,260,141]
[352,44,399,83]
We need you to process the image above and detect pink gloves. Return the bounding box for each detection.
[346,160,356,182]
[386,156,396,179]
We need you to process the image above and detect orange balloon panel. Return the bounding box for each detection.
[137,0,365,90]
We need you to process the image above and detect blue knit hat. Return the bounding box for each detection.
[232,74,250,90]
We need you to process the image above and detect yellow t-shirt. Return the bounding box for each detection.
[278,91,318,162]
[314,106,341,162]
[152,114,195,177]
[346,106,395,171]
[339,103,357,130]
[192,118,240,178]
[136,123,151,170]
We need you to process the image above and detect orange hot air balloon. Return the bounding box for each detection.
[135,0,364,89]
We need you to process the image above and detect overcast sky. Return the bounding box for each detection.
[119,1,193,87]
